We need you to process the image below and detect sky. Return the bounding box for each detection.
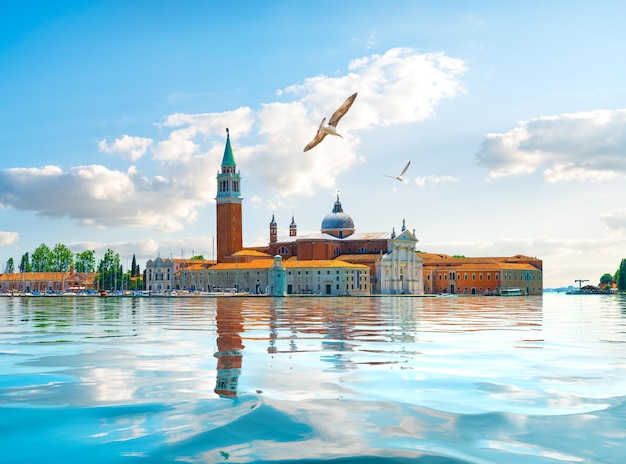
[2,0,626,288]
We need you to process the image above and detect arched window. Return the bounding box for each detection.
[334,247,341,255]
[358,247,367,253]
[278,246,289,255]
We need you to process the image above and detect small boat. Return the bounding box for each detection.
[499,287,524,296]
[437,293,458,298]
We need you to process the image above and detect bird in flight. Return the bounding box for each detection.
[303,92,358,152]
[384,160,411,182]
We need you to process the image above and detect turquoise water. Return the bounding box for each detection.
[1,294,624,463]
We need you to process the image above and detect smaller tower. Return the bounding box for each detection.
[289,215,297,237]
[270,214,278,244]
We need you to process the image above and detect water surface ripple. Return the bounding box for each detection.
[1,294,625,463]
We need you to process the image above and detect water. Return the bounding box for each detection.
[1,294,625,463]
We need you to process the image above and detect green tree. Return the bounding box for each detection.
[31,244,53,272]
[4,257,15,274]
[131,254,137,277]
[97,249,121,290]
[191,254,204,260]
[75,250,96,273]
[52,243,74,272]
[600,273,614,285]
[19,253,31,272]
[618,259,626,292]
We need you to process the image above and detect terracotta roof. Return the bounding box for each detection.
[209,259,368,271]
[335,254,383,263]
[426,262,540,272]
[0,271,99,281]
[231,249,272,257]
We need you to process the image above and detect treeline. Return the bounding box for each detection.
[3,244,143,290]
[600,258,626,291]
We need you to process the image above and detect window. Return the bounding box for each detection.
[359,247,367,253]
[487,273,491,280]
[472,273,476,280]
[334,247,341,255]
[479,273,483,280]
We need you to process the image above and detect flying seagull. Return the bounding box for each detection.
[303,92,358,152]
[384,160,411,182]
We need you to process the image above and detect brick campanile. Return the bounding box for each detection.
[215,128,243,263]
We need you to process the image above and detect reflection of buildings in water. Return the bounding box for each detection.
[214,299,245,398]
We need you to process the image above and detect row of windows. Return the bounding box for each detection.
[276,246,380,256]
[433,272,539,281]
[435,272,500,281]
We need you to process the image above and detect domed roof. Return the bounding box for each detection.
[321,195,355,237]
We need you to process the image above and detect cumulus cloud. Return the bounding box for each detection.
[98,135,153,161]
[476,109,626,182]
[0,231,19,247]
[0,47,466,231]
[0,164,213,231]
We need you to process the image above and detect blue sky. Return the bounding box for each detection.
[2,0,626,287]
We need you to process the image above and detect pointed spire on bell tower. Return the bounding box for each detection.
[270,214,278,244]
[289,215,297,237]
[221,127,236,168]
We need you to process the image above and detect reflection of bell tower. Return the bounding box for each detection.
[214,299,244,398]
[216,128,243,263]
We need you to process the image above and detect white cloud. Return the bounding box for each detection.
[0,47,466,232]
[476,109,626,182]
[0,231,19,247]
[98,134,153,161]
[600,209,626,233]
[0,164,213,231]
[415,175,458,187]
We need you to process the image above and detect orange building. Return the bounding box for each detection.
[422,253,543,295]
[0,268,99,294]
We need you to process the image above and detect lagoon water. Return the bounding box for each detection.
[1,293,625,463]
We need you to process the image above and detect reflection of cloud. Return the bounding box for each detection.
[0,47,466,230]
[476,109,626,182]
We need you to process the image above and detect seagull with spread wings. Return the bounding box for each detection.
[303,92,358,152]
[384,160,411,182]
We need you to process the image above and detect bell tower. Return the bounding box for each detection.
[216,128,243,263]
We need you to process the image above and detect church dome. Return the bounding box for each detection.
[321,195,355,238]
